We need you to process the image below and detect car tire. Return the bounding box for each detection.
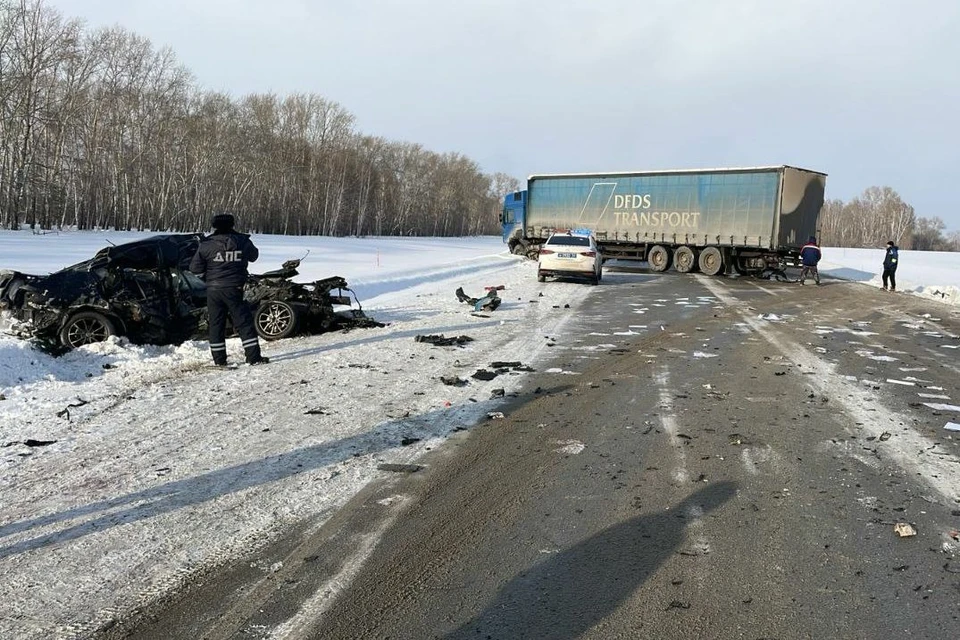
[255,300,300,340]
[537,272,546,283]
[59,311,117,349]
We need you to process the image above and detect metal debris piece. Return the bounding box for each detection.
[487,411,505,420]
[23,439,57,447]
[894,522,917,537]
[377,463,423,473]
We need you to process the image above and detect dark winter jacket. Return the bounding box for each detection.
[799,241,821,267]
[883,245,899,269]
[189,231,259,289]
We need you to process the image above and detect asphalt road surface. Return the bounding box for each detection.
[106,269,960,640]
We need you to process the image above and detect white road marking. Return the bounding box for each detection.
[750,283,780,296]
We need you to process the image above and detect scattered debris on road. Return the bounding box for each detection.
[894,522,918,538]
[944,422,960,432]
[440,376,468,386]
[487,411,505,420]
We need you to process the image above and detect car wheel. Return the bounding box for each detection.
[59,311,117,349]
[255,301,300,340]
[537,272,546,283]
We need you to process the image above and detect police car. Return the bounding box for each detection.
[536,230,603,285]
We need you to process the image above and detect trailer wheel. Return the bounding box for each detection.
[698,246,724,276]
[648,245,671,272]
[674,246,697,273]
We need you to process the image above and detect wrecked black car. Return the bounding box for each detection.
[0,234,380,352]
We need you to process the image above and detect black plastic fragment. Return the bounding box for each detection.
[377,463,423,473]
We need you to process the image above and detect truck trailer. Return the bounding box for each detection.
[500,165,827,275]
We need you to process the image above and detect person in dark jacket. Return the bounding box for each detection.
[882,240,899,291]
[189,213,268,366]
[798,236,821,286]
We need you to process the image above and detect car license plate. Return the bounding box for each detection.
[558,252,576,259]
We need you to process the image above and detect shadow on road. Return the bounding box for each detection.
[445,481,737,640]
[0,381,575,560]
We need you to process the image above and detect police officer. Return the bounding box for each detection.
[882,240,899,291]
[189,213,268,366]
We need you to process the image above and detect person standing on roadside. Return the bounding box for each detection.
[798,235,822,286]
[190,213,269,366]
[882,240,899,291]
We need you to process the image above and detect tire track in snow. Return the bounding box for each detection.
[697,275,960,504]
[653,368,711,558]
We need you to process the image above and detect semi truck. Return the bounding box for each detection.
[500,165,827,275]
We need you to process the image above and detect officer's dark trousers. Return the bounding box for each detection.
[206,287,262,364]
[882,266,897,290]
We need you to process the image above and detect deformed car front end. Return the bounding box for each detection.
[245,259,382,340]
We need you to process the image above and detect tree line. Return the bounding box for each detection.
[3,2,956,248]
[818,186,959,251]
[0,0,519,236]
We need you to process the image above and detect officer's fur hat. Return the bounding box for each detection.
[211,213,235,231]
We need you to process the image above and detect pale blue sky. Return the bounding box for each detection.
[48,0,960,230]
